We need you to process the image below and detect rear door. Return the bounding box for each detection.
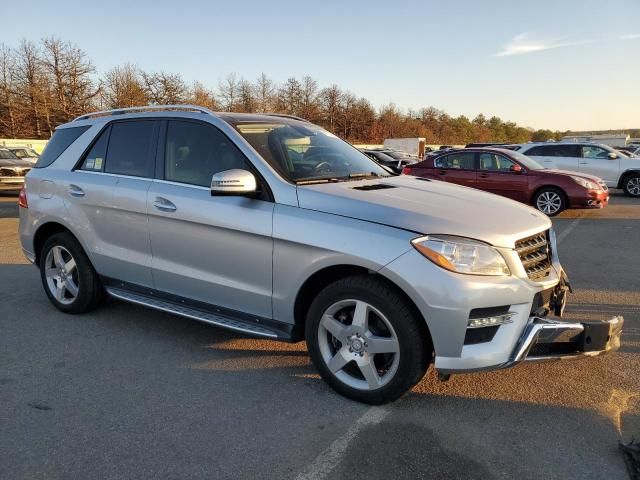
[578,144,618,185]
[432,151,477,188]
[69,120,158,287]
[147,119,274,318]
[476,152,529,202]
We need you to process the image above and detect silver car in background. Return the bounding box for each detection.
[18,105,623,404]
[0,148,31,192]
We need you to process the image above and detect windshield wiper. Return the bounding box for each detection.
[295,176,342,185]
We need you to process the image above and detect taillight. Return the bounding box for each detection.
[401,167,412,175]
[18,185,28,208]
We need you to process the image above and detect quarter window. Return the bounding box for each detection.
[35,126,90,168]
[435,152,475,169]
[104,121,156,177]
[164,120,249,187]
[79,126,110,171]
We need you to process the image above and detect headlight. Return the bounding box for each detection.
[411,235,510,276]
[571,176,599,190]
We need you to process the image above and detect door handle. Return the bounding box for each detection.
[438,170,446,175]
[579,162,588,165]
[479,173,489,178]
[68,184,85,197]
[153,197,177,212]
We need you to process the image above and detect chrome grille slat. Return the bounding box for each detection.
[515,231,551,281]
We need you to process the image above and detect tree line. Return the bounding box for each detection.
[0,37,606,145]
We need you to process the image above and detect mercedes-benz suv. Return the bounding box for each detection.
[18,105,623,404]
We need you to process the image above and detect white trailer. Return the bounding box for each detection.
[561,134,630,148]
[383,138,426,158]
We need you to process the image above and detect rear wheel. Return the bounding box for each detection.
[623,174,640,197]
[305,275,432,404]
[533,187,566,216]
[39,233,104,314]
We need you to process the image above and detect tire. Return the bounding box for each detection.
[623,173,640,197]
[305,275,432,404]
[39,232,105,314]
[533,187,566,216]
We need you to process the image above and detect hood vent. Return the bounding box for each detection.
[352,184,397,191]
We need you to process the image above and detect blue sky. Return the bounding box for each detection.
[2,0,639,130]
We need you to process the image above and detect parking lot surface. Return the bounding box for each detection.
[1,192,638,480]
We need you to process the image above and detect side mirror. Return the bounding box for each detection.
[608,152,618,159]
[211,169,258,197]
[510,164,523,173]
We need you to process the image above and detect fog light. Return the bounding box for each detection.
[467,313,515,329]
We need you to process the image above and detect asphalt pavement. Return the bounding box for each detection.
[0,192,638,479]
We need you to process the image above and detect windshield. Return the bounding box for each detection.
[507,150,544,170]
[234,121,389,182]
[12,148,38,158]
[0,149,18,160]
[383,150,405,160]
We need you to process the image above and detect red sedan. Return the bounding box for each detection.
[402,147,609,216]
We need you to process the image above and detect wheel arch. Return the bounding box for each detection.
[530,184,568,206]
[33,221,80,267]
[292,264,431,345]
[618,169,640,189]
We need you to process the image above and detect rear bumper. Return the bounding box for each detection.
[439,315,624,374]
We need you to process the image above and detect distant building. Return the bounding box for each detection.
[0,138,48,153]
[561,133,630,148]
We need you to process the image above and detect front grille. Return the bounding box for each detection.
[0,167,29,177]
[516,231,551,281]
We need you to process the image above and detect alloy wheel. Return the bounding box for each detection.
[536,191,562,215]
[44,245,79,305]
[317,299,400,391]
[627,177,640,196]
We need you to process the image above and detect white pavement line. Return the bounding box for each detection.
[295,406,391,480]
[555,216,583,245]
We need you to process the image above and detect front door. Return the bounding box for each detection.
[578,144,619,186]
[148,119,274,318]
[476,152,529,202]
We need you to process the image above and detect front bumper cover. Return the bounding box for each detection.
[509,315,624,366]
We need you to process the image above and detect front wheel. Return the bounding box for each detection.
[533,187,566,216]
[305,275,432,404]
[623,174,640,197]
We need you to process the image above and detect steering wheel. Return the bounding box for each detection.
[314,160,332,172]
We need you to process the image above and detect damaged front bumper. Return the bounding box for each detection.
[509,315,624,365]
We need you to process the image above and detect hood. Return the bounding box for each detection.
[539,168,603,183]
[297,176,551,248]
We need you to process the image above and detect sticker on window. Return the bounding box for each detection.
[86,159,95,169]
[94,157,103,170]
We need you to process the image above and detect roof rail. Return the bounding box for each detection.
[73,104,217,122]
[264,113,309,123]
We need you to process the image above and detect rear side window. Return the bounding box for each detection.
[35,126,90,168]
[435,152,475,169]
[526,145,579,157]
[104,121,156,177]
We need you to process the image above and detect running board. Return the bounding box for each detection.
[106,287,282,339]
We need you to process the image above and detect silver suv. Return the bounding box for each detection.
[18,105,623,404]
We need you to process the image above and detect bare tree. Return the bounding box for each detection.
[218,73,239,112]
[141,71,187,104]
[0,44,18,137]
[189,81,217,110]
[101,63,147,108]
[254,73,274,113]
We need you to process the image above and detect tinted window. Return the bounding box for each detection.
[581,145,609,159]
[79,126,110,171]
[105,121,155,177]
[435,152,475,169]
[0,149,18,160]
[165,120,249,187]
[479,153,515,171]
[35,126,90,168]
[526,144,579,157]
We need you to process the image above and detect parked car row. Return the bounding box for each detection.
[18,105,624,404]
[402,147,610,216]
[0,148,32,191]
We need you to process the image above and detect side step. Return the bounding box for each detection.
[106,287,282,339]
